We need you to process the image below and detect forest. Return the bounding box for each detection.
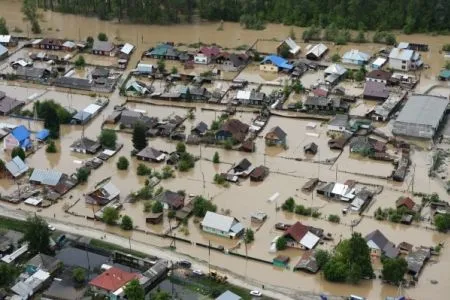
[34,0,450,33]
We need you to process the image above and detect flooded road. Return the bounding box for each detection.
[1,1,450,299]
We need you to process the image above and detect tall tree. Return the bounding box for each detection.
[124,279,145,300]
[132,122,147,151]
[382,257,407,285]
[23,215,51,254]
[0,17,9,35]
[44,105,61,139]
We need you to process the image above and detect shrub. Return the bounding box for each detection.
[45,141,57,153]
[281,197,295,212]
[276,237,287,250]
[120,215,133,230]
[328,214,340,223]
[137,163,151,176]
[98,32,108,41]
[117,156,129,170]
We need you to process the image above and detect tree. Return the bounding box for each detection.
[0,17,8,35]
[382,257,407,285]
[276,236,287,250]
[43,105,60,139]
[86,36,94,46]
[331,53,341,62]
[74,55,86,68]
[355,30,366,43]
[315,249,330,269]
[152,290,171,300]
[192,196,217,217]
[385,33,397,45]
[244,228,254,243]
[99,129,117,149]
[279,44,290,59]
[213,152,220,163]
[152,201,163,213]
[24,216,51,254]
[171,66,178,74]
[289,27,296,40]
[157,59,166,73]
[281,197,295,212]
[176,142,186,153]
[117,156,129,170]
[0,264,18,287]
[324,259,348,282]
[22,0,41,34]
[132,122,147,151]
[434,214,450,232]
[102,207,119,225]
[97,32,108,41]
[46,140,57,153]
[178,152,195,172]
[11,147,25,161]
[124,279,145,300]
[72,268,86,283]
[354,70,365,82]
[76,167,90,183]
[120,215,133,230]
[328,214,340,223]
[137,163,152,176]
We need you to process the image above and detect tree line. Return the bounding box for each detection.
[35,0,449,33]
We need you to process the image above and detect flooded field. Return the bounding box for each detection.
[1,0,450,299]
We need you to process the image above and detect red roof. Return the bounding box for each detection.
[312,88,328,97]
[199,46,221,57]
[396,197,416,210]
[284,221,308,242]
[89,267,139,292]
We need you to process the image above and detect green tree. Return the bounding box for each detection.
[43,105,60,139]
[279,44,290,59]
[178,152,195,172]
[0,17,8,35]
[22,0,41,33]
[281,197,295,212]
[355,30,367,43]
[443,44,450,52]
[99,129,117,149]
[34,100,72,124]
[192,196,217,217]
[124,279,145,300]
[132,122,147,151]
[171,66,178,74]
[223,139,233,150]
[324,259,348,282]
[102,207,119,225]
[244,228,254,243]
[276,236,287,250]
[24,216,51,254]
[157,59,166,73]
[72,268,86,283]
[152,201,164,213]
[385,33,397,45]
[97,32,108,41]
[382,257,407,285]
[74,55,86,68]
[117,156,129,170]
[328,214,340,223]
[434,214,450,232]
[86,36,94,46]
[315,249,330,269]
[11,147,26,161]
[354,70,365,82]
[120,215,133,230]
[176,142,186,153]
[0,264,19,287]
[76,167,90,182]
[212,151,220,163]
[152,290,171,300]
[46,140,57,153]
[137,163,152,176]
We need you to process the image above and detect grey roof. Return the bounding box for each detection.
[92,40,114,52]
[16,67,47,79]
[5,156,28,177]
[54,77,92,89]
[27,253,61,273]
[0,95,24,114]
[137,147,164,160]
[395,94,448,127]
[329,114,348,127]
[407,248,430,274]
[70,137,101,152]
[305,96,329,106]
[268,126,287,139]
[365,229,399,258]
[0,44,7,56]
[389,48,414,60]
[202,211,239,233]
[364,81,389,99]
[216,290,242,300]
[120,110,144,126]
[91,68,110,78]
[29,169,63,186]
[306,43,328,58]
[192,121,208,134]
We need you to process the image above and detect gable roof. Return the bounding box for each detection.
[306,43,328,57]
[29,169,63,186]
[267,126,287,139]
[324,64,347,76]
[202,211,239,233]
[395,94,448,128]
[216,290,242,300]
[120,43,134,55]
[365,229,399,258]
[193,121,208,133]
[389,48,414,60]
[281,38,301,55]
[155,190,184,208]
[89,267,139,292]
[36,129,50,141]
[284,221,309,242]
[92,40,114,52]
[364,81,389,99]
[27,253,61,273]
[0,44,7,56]
[11,125,30,142]
[343,49,370,62]
[261,55,293,70]
[199,46,221,57]
[5,156,28,177]
[396,197,416,210]
[136,147,165,160]
[366,70,392,81]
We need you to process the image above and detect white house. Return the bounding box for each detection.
[388,48,423,71]
[201,212,244,239]
[194,53,210,65]
[342,49,370,65]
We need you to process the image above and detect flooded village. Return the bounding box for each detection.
[0,0,450,299]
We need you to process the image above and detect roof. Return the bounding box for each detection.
[294,251,319,273]
[364,81,390,99]
[36,129,50,141]
[83,103,102,115]
[395,94,448,127]
[62,41,76,48]
[155,190,184,208]
[284,221,308,242]
[0,95,24,114]
[193,121,208,133]
[27,253,61,273]
[389,48,414,60]
[300,231,320,249]
[5,156,28,177]
[216,290,242,300]
[365,230,399,258]
[0,44,7,56]
[202,211,238,233]
[324,64,347,76]
[92,40,114,52]
[120,43,134,55]
[282,38,301,55]
[137,63,153,73]
[0,35,11,43]
[305,96,329,106]
[236,90,251,100]
[267,126,287,139]
[407,248,430,274]
[89,267,139,292]
[396,197,416,210]
[98,182,120,200]
[29,169,63,186]
[329,114,349,127]
[91,68,110,78]
[11,125,30,142]
[199,46,221,57]
[342,49,370,62]
[261,55,293,70]
[16,67,47,79]
[137,147,165,160]
[371,57,387,67]
[367,70,392,81]
[306,43,328,57]
[398,42,409,49]
[53,77,92,89]
[439,69,450,79]
[304,142,318,153]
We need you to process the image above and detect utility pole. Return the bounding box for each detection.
[208,240,211,275]
[335,164,338,182]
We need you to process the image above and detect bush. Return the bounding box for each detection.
[120,215,133,230]
[98,32,108,41]
[244,228,254,244]
[176,142,186,153]
[192,196,217,217]
[11,147,25,161]
[152,201,163,213]
[46,140,57,153]
[178,152,195,172]
[212,152,220,163]
[143,201,152,212]
[117,156,129,170]
[99,129,117,149]
[72,268,86,283]
[137,163,151,176]
[223,139,233,150]
[434,214,450,232]
[161,166,174,179]
[276,237,287,250]
[281,197,295,212]
[331,53,341,62]
[295,204,312,216]
[74,55,86,68]
[328,214,340,223]
[76,167,90,183]
[102,207,119,225]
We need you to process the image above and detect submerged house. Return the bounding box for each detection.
[194,46,221,64]
[388,47,423,71]
[0,91,24,115]
[316,182,356,201]
[396,197,420,213]
[235,90,266,105]
[407,247,430,278]
[89,267,140,298]
[282,222,320,250]
[5,156,28,178]
[3,125,31,151]
[70,137,101,154]
[342,49,370,65]
[265,126,287,146]
[230,158,255,177]
[260,55,293,73]
[294,251,319,273]
[324,64,347,85]
[216,119,249,143]
[191,121,208,136]
[154,190,185,210]
[85,181,120,205]
[306,43,328,60]
[363,81,390,101]
[29,169,63,187]
[365,229,399,259]
[201,211,244,239]
[277,38,301,58]
[136,147,166,163]
[216,53,248,71]
[92,40,115,56]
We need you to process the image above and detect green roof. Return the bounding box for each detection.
[439,69,450,79]
[150,44,171,56]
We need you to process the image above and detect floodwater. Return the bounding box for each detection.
[1,1,450,299]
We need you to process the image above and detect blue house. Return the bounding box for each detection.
[36,129,50,142]
[3,125,31,151]
[260,55,293,72]
[342,49,370,65]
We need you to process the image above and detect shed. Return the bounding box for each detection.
[250,166,269,182]
[306,43,328,60]
[5,156,28,178]
[294,251,319,273]
[304,142,318,155]
[120,43,134,55]
[273,255,290,268]
[146,213,163,224]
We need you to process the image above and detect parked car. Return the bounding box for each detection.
[48,225,56,231]
[177,260,192,269]
[192,269,203,276]
[250,290,262,297]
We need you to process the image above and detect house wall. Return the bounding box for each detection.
[342,58,364,65]
[202,225,231,238]
[392,121,435,139]
[327,124,346,132]
[366,77,388,84]
[194,55,209,64]
[3,135,19,150]
[389,58,412,71]
[260,64,278,73]
[369,247,381,257]
[215,131,232,141]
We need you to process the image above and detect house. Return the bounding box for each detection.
[188,86,211,101]
[154,190,185,210]
[371,57,387,69]
[0,35,18,47]
[216,290,242,300]
[306,43,328,60]
[250,211,267,223]
[136,63,154,75]
[29,169,63,186]
[62,40,77,51]
[136,147,166,162]
[324,64,347,85]
[0,44,8,60]
[283,221,320,250]
[294,251,319,273]
[15,66,50,81]
[277,38,301,57]
[35,129,50,142]
[265,126,287,146]
[304,96,349,112]
[366,70,392,84]
[92,40,115,56]
[85,181,120,205]
[120,43,134,56]
[231,158,254,177]
[388,47,423,71]
[5,156,28,178]
[3,125,31,151]
[0,91,24,115]
[312,87,328,97]
[235,90,266,105]
[146,44,179,60]
[438,69,450,81]
[89,267,140,297]
[27,253,61,274]
[342,49,370,65]
[250,166,269,182]
[273,255,290,268]
[370,92,406,121]
[91,67,110,79]
[201,211,244,239]
[119,110,146,128]
[398,242,413,253]
[193,46,221,64]
[350,136,385,156]
[36,38,64,50]
[316,182,356,201]
[304,142,318,155]
[302,178,319,192]
[363,81,389,101]
[191,121,208,136]
[392,94,448,139]
[365,229,399,259]
[260,55,293,72]
[216,119,249,143]
[407,247,430,277]
[126,80,151,95]
[216,52,248,71]
[328,114,349,132]
[350,189,373,212]
[396,197,420,213]
[70,137,101,154]
[11,269,51,299]
[146,212,163,224]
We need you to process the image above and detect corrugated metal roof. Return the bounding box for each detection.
[202,211,235,232]
[83,104,102,115]
[395,94,448,127]
[342,49,370,62]
[120,43,134,55]
[0,44,8,56]
[30,169,63,186]
[5,156,28,177]
[389,48,414,61]
[0,35,11,43]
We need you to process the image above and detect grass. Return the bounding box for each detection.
[89,239,149,258]
[0,216,27,233]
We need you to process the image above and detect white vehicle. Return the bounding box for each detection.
[250,290,262,297]
[192,269,203,276]
[48,225,56,231]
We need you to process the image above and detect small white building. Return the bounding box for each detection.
[194,53,210,65]
[201,212,244,239]
[371,57,387,69]
[388,48,423,71]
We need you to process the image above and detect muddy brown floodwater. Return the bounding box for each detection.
[1,1,450,299]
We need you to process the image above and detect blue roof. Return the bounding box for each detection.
[36,129,50,141]
[11,125,30,142]
[261,55,293,70]
[439,69,450,79]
